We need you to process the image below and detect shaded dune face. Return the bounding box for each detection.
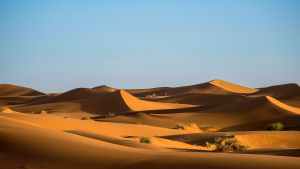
[250,83,300,99]
[10,89,194,114]
[0,84,46,107]
[151,93,246,107]
[127,79,258,98]
[0,84,45,97]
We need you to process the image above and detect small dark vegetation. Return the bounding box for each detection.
[173,123,200,131]
[140,137,151,144]
[206,135,247,152]
[81,117,89,120]
[266,122,284,131]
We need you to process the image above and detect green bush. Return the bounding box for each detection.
[206,136,247,152]
[267,122,284,131]
[140,137,151,144]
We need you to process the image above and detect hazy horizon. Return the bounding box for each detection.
[1,0,299,92]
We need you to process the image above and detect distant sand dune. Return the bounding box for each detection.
[250,83,300,99]
[128,79,257,98]
[12,90,194,114]
[92,85,117,93]
[0,84,45,97]
[209,79,258,94]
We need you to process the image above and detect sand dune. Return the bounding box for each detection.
[92,85,117,93]
[119,90,194,111]
[12,89,194,115]
[250,83,300,98]
[101,95,300,131]
[1,112,300,169]
[209,79,258,94]
[0,84,45,97]
[266,96,300,115]
[150,93,246,107]
[127,79,257,98]
[1,81,300,169]
[162,131,300,157]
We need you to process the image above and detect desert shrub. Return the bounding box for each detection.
[81,117,89,120]
[174,123,185,130]
[266,122,284,131]
[206,136,247,152]
[174,123,200,131]
[140,137,151,144]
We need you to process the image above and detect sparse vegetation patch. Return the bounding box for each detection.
[206,136,247,152]
[140,137,151,144]
[266,122,284,131]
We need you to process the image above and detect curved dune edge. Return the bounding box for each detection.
[209,79,258,94]
[1,115,300,169]
[120,90,195,111]
[266,96,300,115]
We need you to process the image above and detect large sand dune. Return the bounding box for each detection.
[0,84,45,97]
[11,89,194,115]
[1,80,300,169]
[128,79,257,97]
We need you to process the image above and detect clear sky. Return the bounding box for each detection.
[1,0,299,92]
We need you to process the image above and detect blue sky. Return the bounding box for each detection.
[1,0,299,92]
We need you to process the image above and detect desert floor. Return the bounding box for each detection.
[1,79,300,169]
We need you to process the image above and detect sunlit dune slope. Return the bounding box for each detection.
[1,113,300,169]
[209,79,258,94]
[266,96,300,115]
[162,131,300,150]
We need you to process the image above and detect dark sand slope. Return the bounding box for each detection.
[0,84,45,107]
[0,84,45,97]
[127,79,257,98]
[250,83,300,99]
[11,89,194,115]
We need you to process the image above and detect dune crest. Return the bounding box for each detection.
[119,90,195,111]
[266,96,300,115]
[92,85,117,93]
[209,79,258,94]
